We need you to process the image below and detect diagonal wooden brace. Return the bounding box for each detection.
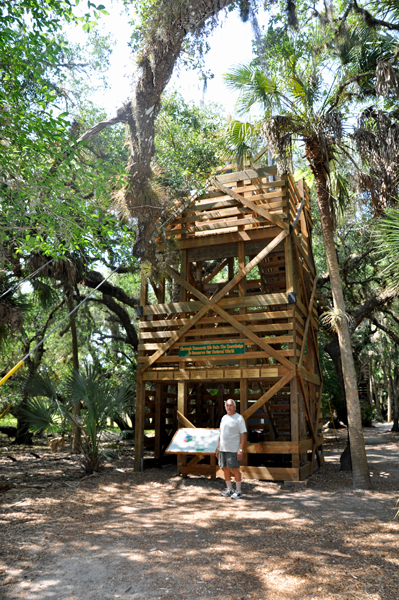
[208,228,289,304]
[167,259,294,370]
[298,276,318,368]
[140,227,289,375]
[137,302,211,375]
[297,370,321,468]
[211,303,294,370]
[242,369,296,420]
[177,410,196,428]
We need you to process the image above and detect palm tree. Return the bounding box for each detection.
[22,366,132,473]
[224,34,376,488]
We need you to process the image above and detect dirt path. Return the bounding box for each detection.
[1,425,398,600]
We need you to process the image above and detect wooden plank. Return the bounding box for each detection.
[239,466,300,481]
[139,309,295,328]
[299,436,323,452]
[142,367,283,381]
[298,276,318,368]
[297,372,320,467]
[174,226,282,251]
[154,384,162,460]
[166,253,295,372]
[168,214,281,237]
[203,259,229,284]
[245,441,300,453]
[134,378,145,471]
[299,367,321,385]
[142,291,290,316]
[242,370,295,420]
[292,230,316,276]
[167,229,288,310]
[214,166,277,184]
[212,178,288,231]
[204,177,284,194]
[181,465,217,475]
[290,375,300,468]
[191,191,286,213]
[139,335,296,350]
[137,302,211,375]
[139,322,295,339]
[138,349,300,364]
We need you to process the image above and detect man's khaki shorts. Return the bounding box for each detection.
[218,451,241,469]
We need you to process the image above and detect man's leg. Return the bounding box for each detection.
[220,467,234,496]
[231,468,242,491]
[223,467,233,489]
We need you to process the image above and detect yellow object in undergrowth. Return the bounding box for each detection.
[0,360,24,389]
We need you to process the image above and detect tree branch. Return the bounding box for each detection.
[351,0,399,32]
[83,271,139,309]
[76,105,129,144]
[371,317,399,345]
[350,287,399,333]
[81,295,138,350]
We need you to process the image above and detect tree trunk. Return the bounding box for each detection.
[306,140,371,489]
[392,355,399,432]
[65,287,81,452]
[384,344,393,423]
[77,1,238,259]
[324,335,348,424]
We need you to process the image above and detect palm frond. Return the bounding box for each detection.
[374,208,399,287]
[224,63,279,115]
[24,371,58,400]
[20,397,62,434]
[223,120,257,161]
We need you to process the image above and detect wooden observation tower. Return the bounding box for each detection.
[134,163,324,482]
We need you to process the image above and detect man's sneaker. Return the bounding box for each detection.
[221,488,234,497]
[231,490,243,499]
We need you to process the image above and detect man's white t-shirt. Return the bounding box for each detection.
[219,412,247,452]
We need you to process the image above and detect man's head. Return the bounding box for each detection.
[225,399,236,415]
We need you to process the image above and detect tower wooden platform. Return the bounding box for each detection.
[134,164,324,481]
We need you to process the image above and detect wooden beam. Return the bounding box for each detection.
[212,178,288,231]
[299,366,321,385]
[154,383,162,460]
[239,466,300,481]
[187,455,203,468]
[134,377,145,471]
[292,230,316,276]
[203,259,229,284]
[297,371,320,468]
[245,441,301,453]
[214,166,277,184]
[298,276,318,368]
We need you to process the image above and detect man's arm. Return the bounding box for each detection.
[237,432,247,460]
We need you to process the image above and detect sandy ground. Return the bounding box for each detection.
[0,424,398,600]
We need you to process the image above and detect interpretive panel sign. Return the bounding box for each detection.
[178,342,245,357]
[166,428,220,454]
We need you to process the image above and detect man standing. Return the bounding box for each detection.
[216,399,247,499]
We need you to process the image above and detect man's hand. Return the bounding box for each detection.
[237,449,243,460]
[216,447,219,458]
